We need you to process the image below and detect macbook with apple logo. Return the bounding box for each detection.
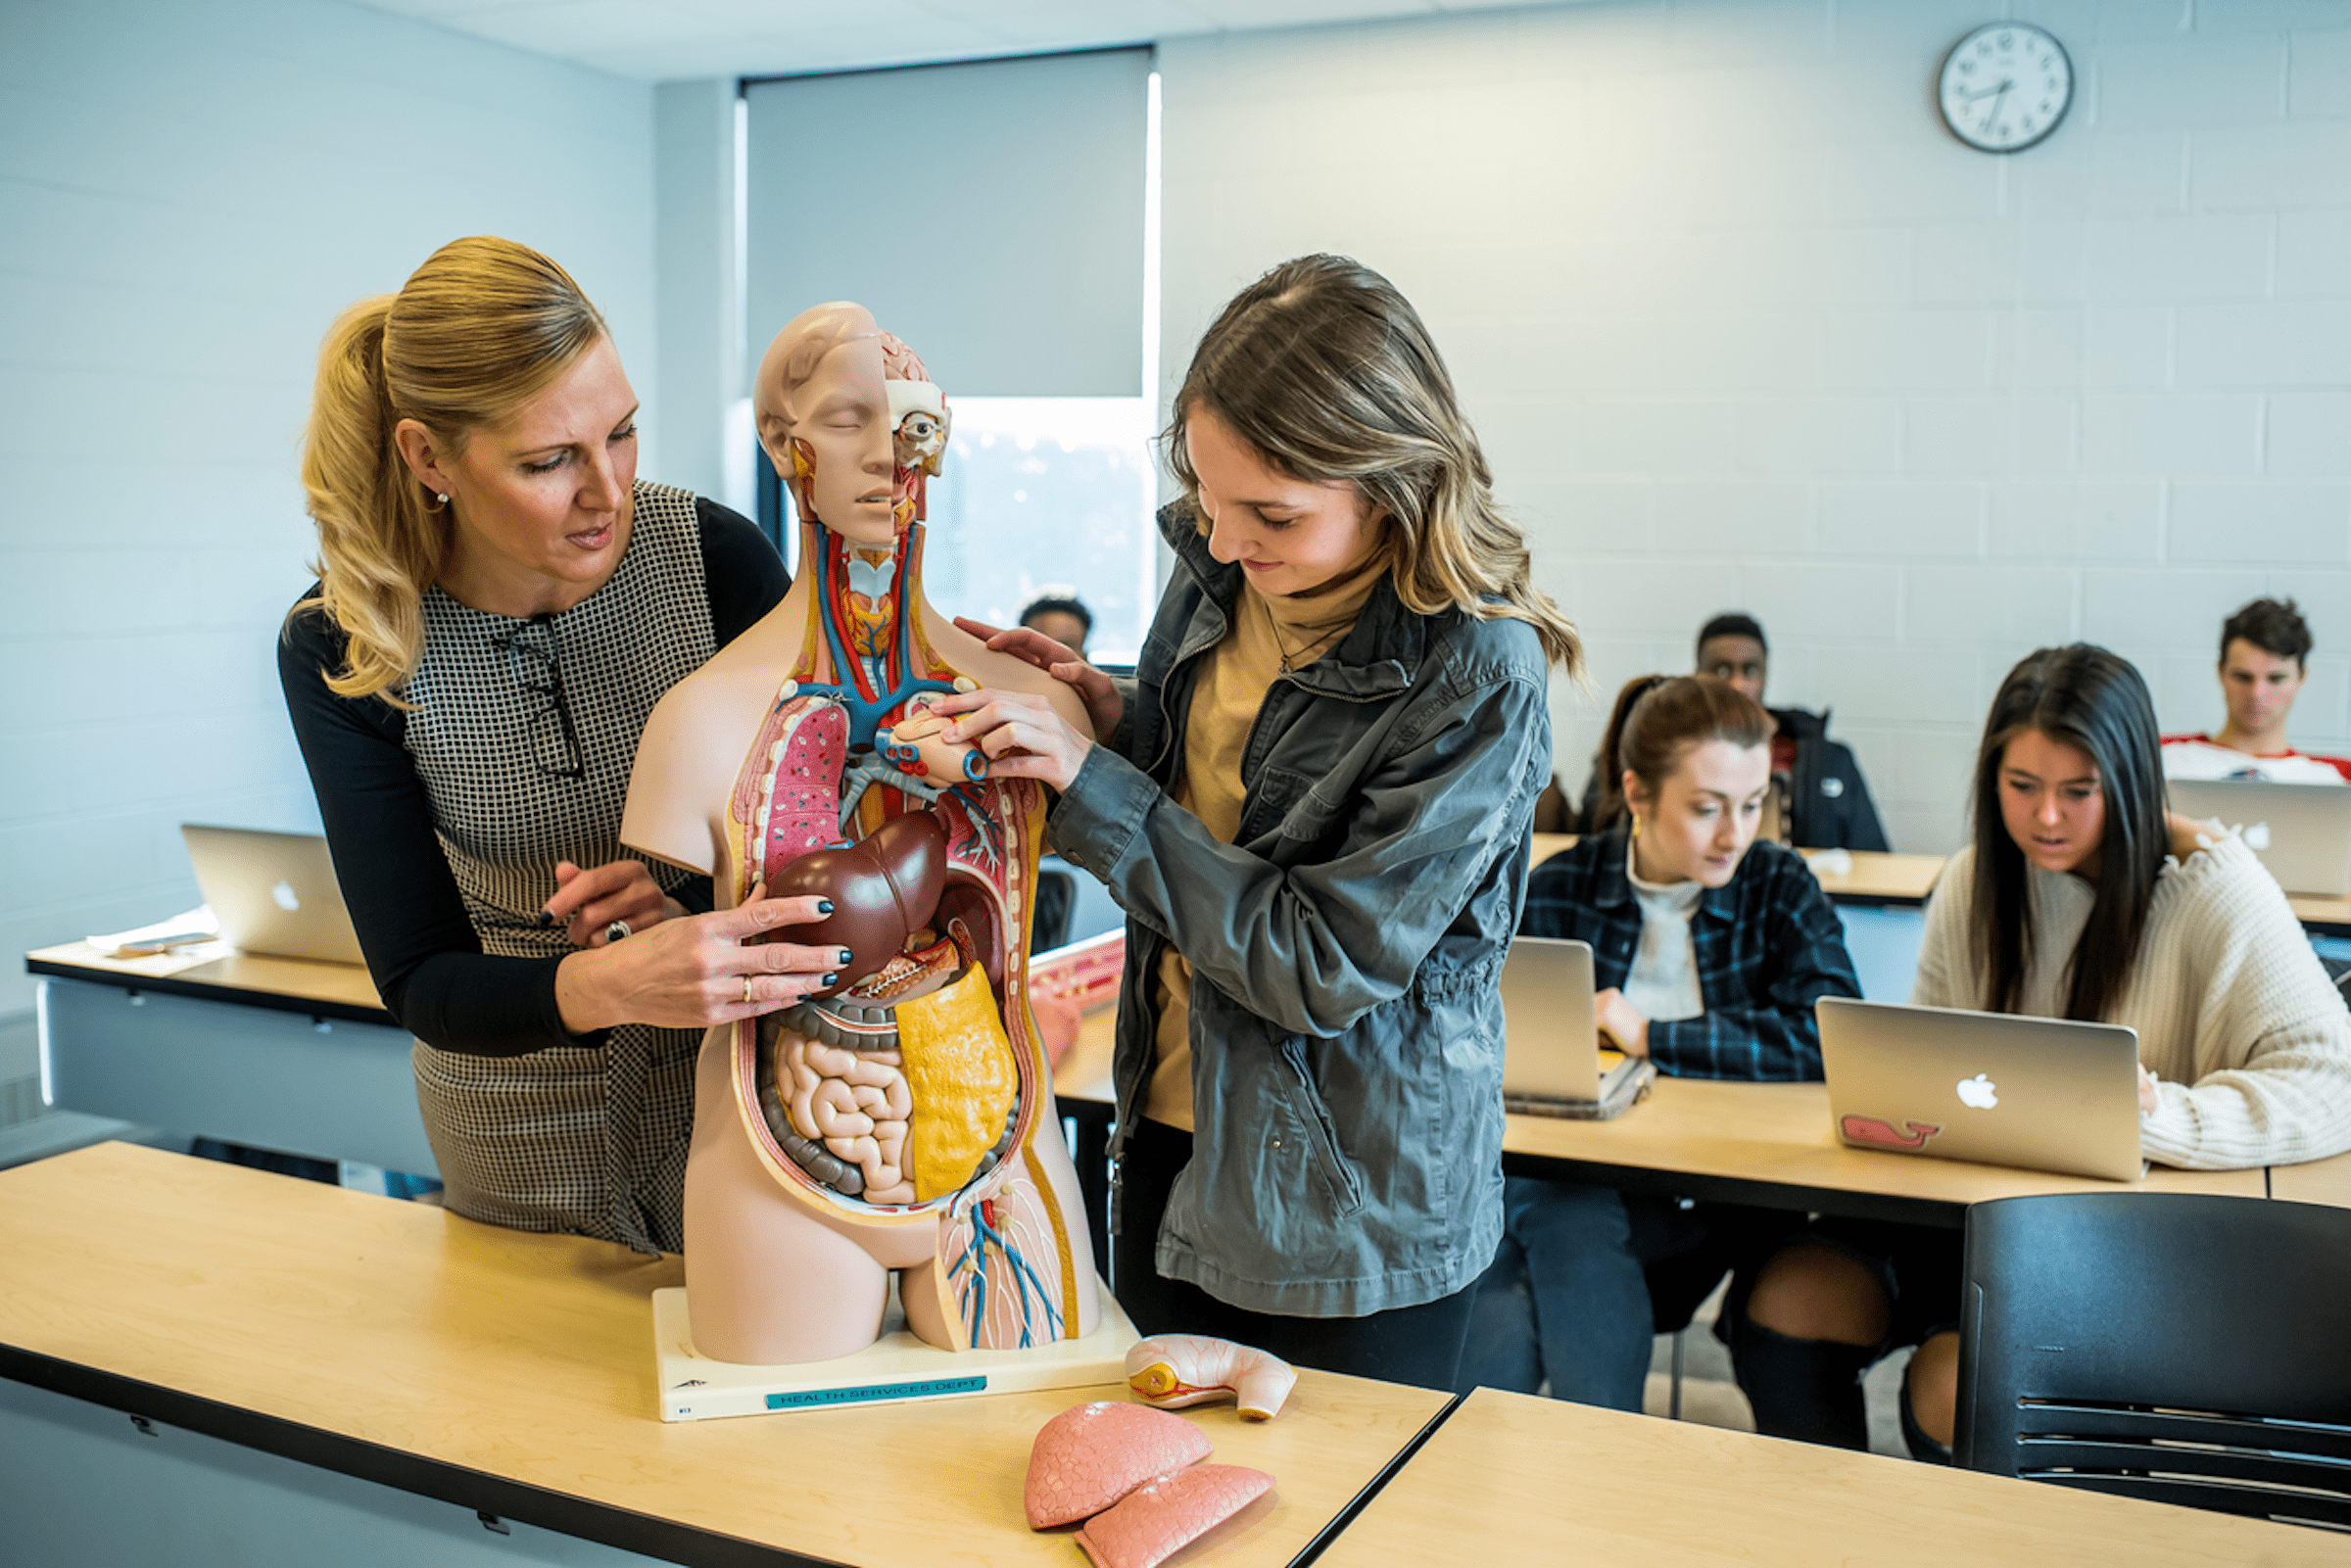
[1817,995,2143,1182]
[181,824,367,968]
[2164,777,2351,897]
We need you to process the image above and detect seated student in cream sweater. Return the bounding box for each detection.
[1719,644,2351,1463]
[2163,595,2351,784]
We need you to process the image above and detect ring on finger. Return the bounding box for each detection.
[743,974,754,1005]
[605,920,632,943]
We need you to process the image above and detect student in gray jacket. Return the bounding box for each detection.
[938,256,1582,1390]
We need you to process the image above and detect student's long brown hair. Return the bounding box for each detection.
[1969,645,2168,1022]
[1585,675,1775,832]
[1163,255,1583,674]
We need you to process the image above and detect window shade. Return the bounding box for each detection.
[744,49,1149,398]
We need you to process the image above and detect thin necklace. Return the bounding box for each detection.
[1257,589,1341,673]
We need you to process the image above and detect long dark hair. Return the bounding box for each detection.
[1163,255,1582,674]
[1970,645,2167,1021]
[1585,674,1775,833]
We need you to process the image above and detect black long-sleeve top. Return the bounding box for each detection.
[278,498,786,1055]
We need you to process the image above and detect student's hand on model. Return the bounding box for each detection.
[552,885,844,1034]
[546,859,682,948]
[2137,1065,2160,1115]
[932,687,1095,794]
[1593,987,1651,1059]
[954,615,1124,740]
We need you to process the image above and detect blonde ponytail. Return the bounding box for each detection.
[294,237,608,702]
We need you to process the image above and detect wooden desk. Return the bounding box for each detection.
[0,1142,1453,1568]
[2271,1149,2351,1209]
[1319,1387,2341,1568]
[2286,892,2351,934]
[24,941,431,1174]
[28,937,390,1022]
[1529,834,1946,907]
[1505,1075,2266,1226]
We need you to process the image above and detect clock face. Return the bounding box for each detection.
[1939,23,2073,153]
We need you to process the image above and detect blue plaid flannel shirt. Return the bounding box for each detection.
[1520,826,1860,1081]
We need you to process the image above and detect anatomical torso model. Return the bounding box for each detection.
[622,304,1100,1364]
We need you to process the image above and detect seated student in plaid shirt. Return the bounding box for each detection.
[1460,675,1861,1410]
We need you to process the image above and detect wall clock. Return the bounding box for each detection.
[1938,22,2073,153]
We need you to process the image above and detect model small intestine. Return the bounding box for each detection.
[700,304,1096,1360]
[1125,1335,1298,1422]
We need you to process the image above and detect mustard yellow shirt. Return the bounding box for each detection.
[1147,552,1388,1129]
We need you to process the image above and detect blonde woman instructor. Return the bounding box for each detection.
[280,237,838,1253]
[938,256,1582,1389]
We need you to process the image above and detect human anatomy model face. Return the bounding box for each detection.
[1186,405,1384,598]
[784,334,900,551]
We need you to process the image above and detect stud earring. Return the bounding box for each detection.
[436,493,449,504]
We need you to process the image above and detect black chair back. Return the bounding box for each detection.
[1957,1192,2351,1529]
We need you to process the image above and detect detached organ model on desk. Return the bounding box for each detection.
[623,303,1100,1364]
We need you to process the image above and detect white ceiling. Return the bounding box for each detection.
[346,0,1571,83]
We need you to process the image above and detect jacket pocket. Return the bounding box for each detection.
[1273,1035,1366,1218]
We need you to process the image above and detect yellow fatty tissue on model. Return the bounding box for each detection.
[894,964,1020,1202]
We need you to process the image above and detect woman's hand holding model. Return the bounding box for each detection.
[552,886,844,1033]
[937,617,1118,792]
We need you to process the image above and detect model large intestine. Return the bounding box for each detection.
[621,303,1100,1365]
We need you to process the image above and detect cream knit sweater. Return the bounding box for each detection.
[1912,834,2351,1170]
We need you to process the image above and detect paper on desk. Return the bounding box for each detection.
[81,907,231,973]
[1803,848,1853,877]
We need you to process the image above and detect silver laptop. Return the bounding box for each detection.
[1818,996,2142,1182]
[2165,777,2351,896]
[181,825,366,967]
[1499,936,1647,1111]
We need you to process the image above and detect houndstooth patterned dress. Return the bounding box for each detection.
[399,480,714,1254]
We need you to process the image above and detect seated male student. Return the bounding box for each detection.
[1017,590,1092,660]
[2163,595,2351,784]
[1693,613,1891,851]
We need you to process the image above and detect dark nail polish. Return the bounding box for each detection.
[817,899,836,915]
[822,973,840,987]
[839,948,855,965]
[536,909,554,927]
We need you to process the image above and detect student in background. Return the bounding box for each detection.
[1730,644,2351,1460]
[1693,612,1891,850]
[1462,675,1860,1409]
[1019,591,1093,659]
[2162,596,2351,784]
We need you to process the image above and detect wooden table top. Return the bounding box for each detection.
[2272,1148,2351,1210]
[27,938,387,1021]
[0,1142,1451,1568]
[1528,834,1947,905]
[1316,1387,2344,1568]
[1505,1075,2267,1220]
[2285,891,2351,931]
[1058,1012,2260,1221]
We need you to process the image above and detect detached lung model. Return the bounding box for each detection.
[624,303,1101,1364]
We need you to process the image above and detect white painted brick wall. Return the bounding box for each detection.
[1162,0,2351,856]
[0,0,654,1040]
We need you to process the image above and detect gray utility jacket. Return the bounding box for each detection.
[1048,503,1555,1317]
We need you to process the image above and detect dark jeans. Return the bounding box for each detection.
[1112,1116,1477,1393]
[1463,1176,1804,1408]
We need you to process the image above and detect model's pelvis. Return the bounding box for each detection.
[684,687,1096,1365]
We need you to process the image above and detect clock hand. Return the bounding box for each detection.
[1961,78,2014,102]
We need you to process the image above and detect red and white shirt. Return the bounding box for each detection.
[2160,734,2351,785]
